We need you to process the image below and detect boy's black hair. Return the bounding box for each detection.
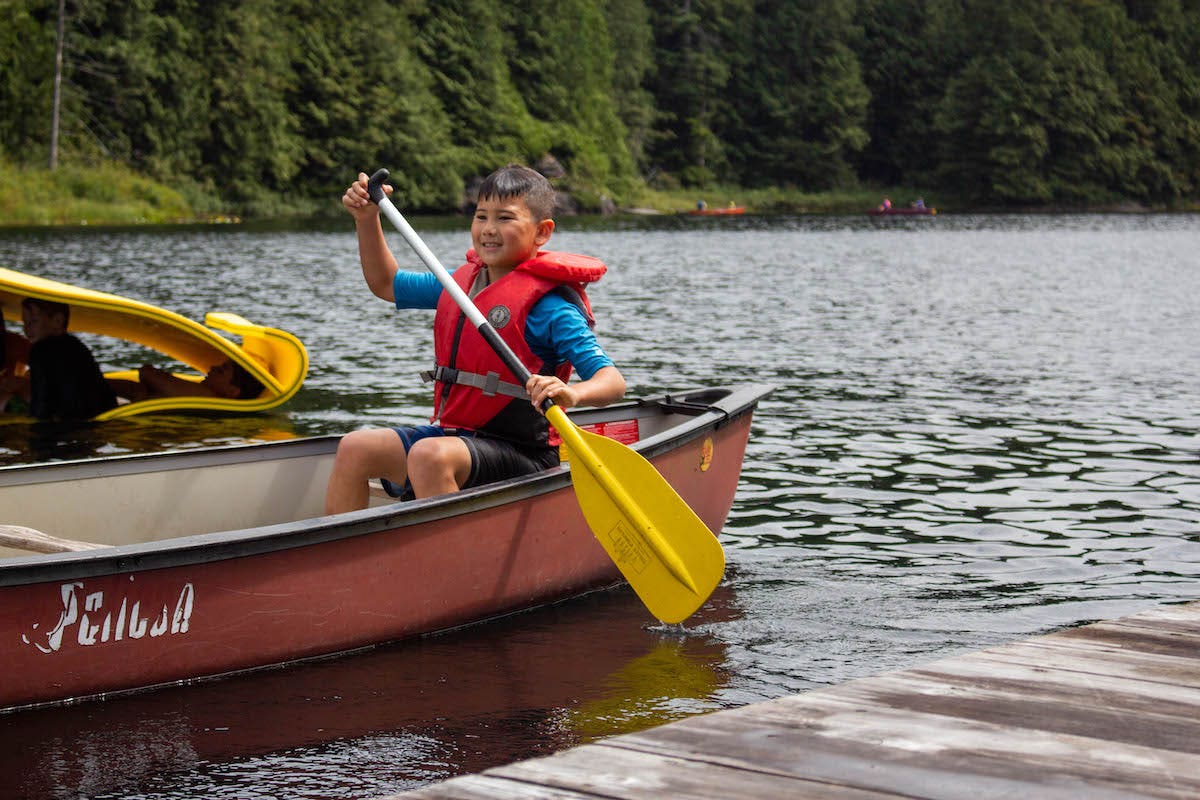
[230,360,265,400]
[22,297,70,328]
[476,163,557,222]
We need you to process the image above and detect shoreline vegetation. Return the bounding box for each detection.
[1,161,1193,228]
[7,4,1200,225]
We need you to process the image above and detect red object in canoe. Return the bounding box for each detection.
[0,384,769,712]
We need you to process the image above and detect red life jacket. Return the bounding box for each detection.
[430,249,606,445]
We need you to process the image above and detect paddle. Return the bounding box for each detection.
[365,168,724,623]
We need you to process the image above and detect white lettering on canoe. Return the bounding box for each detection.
[21,579,195,654]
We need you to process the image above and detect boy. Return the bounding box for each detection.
[109,358,264,402]
[11,298,117,420]
[325,164,626,513]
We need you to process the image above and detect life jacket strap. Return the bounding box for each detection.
[421,366,530,400]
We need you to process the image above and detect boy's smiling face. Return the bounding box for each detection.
[471,194,554,272]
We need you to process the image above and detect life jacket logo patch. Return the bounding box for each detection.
[488,305,512,329]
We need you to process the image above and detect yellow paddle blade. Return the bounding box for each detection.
[550,406,725,623]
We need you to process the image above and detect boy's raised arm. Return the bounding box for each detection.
[342,172,399,301]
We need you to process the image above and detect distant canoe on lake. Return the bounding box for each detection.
[868,205,937,217]
[687,206,745,216]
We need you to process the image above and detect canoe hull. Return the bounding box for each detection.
[0,385,766,711]
[688,207,745,216]
[5,492,621,709]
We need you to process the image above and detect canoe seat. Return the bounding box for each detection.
[0,525,105,554]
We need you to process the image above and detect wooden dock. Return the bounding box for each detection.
[386,599,1200,799]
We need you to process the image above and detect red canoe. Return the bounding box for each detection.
[0,384,769,712]
[868,205,937,216]
[688,206,745,216]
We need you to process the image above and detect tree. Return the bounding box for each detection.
[645,0,745,186]
[931,1,1128,204]
[413,0,542,180]
[289,0,460,209]
[501,0,636,197]
[605,0,659,175]
[724,0,869,189]
[93,0,210,180]
[0,0,58,163]
[1081,0,1200,201]
[855,0,944,186]
[190,0,303,211]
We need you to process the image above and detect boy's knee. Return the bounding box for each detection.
[406,436,442,466]
[335,429,372,459]
[336,428,400,469]
[408,436,464,473]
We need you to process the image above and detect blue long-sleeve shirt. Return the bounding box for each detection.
[393,270,614,380]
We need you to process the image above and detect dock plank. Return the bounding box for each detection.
[836,673,1200,754]
[386,600,1200,800]
[913,647,1200,707]
[892,660,1200,753]
[1001,638,1200,688]
[614,696,1199,799]
[410,745,908,799]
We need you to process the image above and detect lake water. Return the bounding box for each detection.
[1,212,1199,799]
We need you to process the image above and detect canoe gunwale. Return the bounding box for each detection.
[0,384,772,587]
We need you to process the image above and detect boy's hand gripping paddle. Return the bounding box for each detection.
[365,168,724,623]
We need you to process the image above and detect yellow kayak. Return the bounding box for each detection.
[0,268,307,420]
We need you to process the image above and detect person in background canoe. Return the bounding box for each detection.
[879,197,892,211]
[912,197,926,209]
[2,298,117,420]
[696,199,707,210]
[326,163,627,513]
[108,358,265,402]
[0,316,32,413]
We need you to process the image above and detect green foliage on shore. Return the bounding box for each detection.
[629,184,914,215]
[0,156,928,225]
[0,160,200,225]
[2,0,1199,217]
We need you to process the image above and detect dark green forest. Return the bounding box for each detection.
[3,0,1199,214]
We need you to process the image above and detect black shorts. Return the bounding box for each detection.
[380,425,559,499]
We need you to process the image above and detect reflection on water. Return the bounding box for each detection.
[1,213,1199,798]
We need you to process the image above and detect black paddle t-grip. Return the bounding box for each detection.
[367,168,390,204]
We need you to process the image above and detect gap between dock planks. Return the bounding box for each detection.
[383,600,1200,799]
